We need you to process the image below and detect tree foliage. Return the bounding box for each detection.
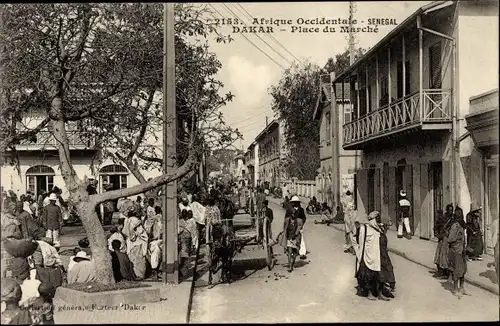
[323,47,367,76]
[269,61,322,180]
[0,3,238,283]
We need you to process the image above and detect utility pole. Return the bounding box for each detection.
[163,2,178,284]
[348,1,356,65]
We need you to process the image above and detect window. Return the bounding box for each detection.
[343,103,353,124]
[325,111,331,141]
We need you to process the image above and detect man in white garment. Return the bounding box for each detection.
[397,190,412,239]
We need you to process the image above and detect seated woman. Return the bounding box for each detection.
[314,203,334,224]
[110,240,135,282]
[67,251,97,284]
[306,197,319,214]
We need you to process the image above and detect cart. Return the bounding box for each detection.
[205,214,274,284]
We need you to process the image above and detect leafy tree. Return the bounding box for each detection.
[323,47,367,76]
[269,61,322,180]
[0,3,237,283]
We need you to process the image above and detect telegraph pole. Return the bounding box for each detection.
[349,1,356,65]
[163,2,178,284]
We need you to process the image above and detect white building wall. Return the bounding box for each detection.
[456,2,499,210]
[254,144,259,187]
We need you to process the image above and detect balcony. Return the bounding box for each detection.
[16,131,96,151]
[343,89,452,149]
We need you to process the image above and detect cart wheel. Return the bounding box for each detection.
[263,217,273,271]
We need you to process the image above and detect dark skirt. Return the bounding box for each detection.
[448,251,467,279]
[434,238,450,270]
[178,231,192,258]
[466,232,483,257]
[356,259,380,296]
[380,249,395,284]
[35,267,64,289]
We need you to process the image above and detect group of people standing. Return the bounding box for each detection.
[433,203,488,297]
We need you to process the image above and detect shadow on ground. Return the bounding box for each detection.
[479,270,499,284]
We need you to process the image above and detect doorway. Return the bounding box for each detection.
[367,167,376,213]
[99,164,129,212]
[26,165,55,198]
[430,162,444,239]
[485,157,499,255]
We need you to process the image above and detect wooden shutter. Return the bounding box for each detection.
[388,166,397,228]
[420,163,431,239]
[404,165,414,230]
[375,168,382,212]
[429,42,442,89]
[412,165,421,237]
[356,169,369,218]
[442,159,452,207]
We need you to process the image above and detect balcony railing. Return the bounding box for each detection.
[17,131,95,150]
[343,89,451,146]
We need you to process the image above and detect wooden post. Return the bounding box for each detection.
[418,15,424,119]
[388,46,392,104]
[163,3,178,284]
[365,64,369,112]
[402,34,406,97]
[356,71,361,118]
[376,54,380,107]
[330,72,341,206]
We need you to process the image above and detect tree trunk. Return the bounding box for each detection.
[75,196,114,284]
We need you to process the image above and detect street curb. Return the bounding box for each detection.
[328,223,499,296]
[186,242,201,323]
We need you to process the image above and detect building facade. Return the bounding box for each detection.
[229,153,246,182]
[465,89,499,255]
[313,81,360,206]
[255,120,281,189]
[333,1,498,243]
[244,142,256,187]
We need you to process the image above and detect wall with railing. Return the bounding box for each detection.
[343,89,452,146]
[280,177,334,206]
[17,130,95,149]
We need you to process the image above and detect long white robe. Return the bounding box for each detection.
[355,222,381,273]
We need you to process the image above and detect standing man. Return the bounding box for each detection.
[397,190,412,239]
[260,200,274,242]
[254,187,266,228]
[343,190,356,255]
[41,193,62,248]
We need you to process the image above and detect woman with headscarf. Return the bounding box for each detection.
[178,209,193,278]
[377,212,395,300]
[122,207,148,280]
[433,204,454,279]
[465,203,484,261]
[354,211,383,301]
[204,196,222,246]
[447,206,468,297]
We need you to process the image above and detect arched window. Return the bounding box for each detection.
[26,165,55,198]
[99,164,129,192]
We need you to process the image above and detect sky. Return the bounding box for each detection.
[203,1,432,151]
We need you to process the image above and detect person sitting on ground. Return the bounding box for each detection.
[1,278,32,325]
[306,196,319,214]
[68,247,81,273]
[67,251,97,284]
[314,203,334,224]
[110,239,135,282]
[78,237,92,256]
[330,205,345,225]
[32,237,65,289]
[108,226,126,253]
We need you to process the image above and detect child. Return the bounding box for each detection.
[110,240,135,282]
[108,226,126,253]
[29,282,56,325]
[1,278,32,325]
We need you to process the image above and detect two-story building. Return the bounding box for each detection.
[333,1,498,242]
[229,153,246,182]
[255,120,281,189]
[244,142,257,187]
[313,80,360,206]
